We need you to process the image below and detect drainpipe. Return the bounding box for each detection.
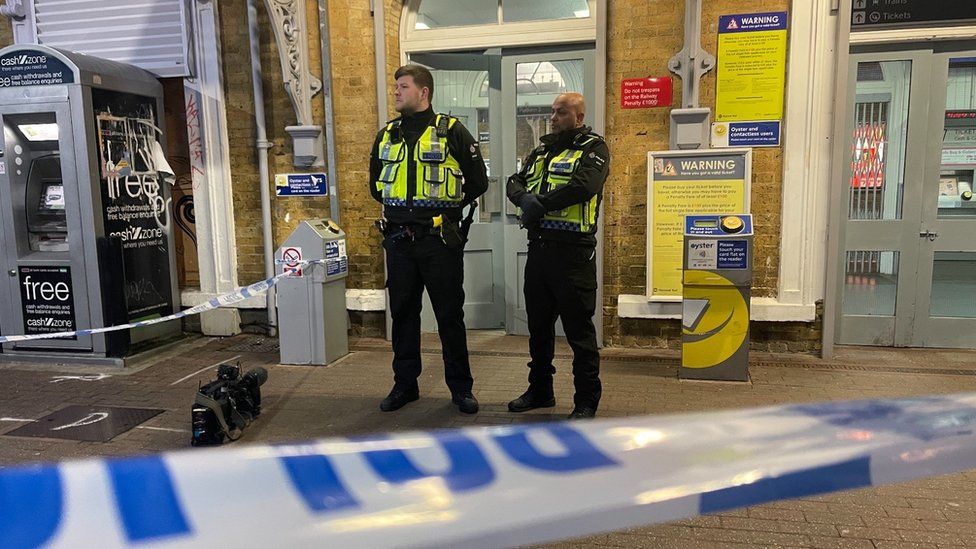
[319,0,340,223]
[372,0,391,340]
[247,0,278,335]
[372,0,388,128]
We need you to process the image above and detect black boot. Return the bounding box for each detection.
[567,406,596,419]
[452,391,479,414]
[508,388,556,413]
[380,385,419,412]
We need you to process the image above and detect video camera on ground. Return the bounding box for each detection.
[191,362,268,446]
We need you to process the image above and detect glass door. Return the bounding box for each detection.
[837,46,976,348]
[501,49,595,335]
[837,50,930,346]
[409,51,506,330]
[408,47,595,335]
[912,50,976,347]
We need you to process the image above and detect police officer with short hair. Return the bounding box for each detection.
[369,64,488,414]
[506,92,610,419]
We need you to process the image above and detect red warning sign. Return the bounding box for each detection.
[282,247,303,277]
[621,77,673,109]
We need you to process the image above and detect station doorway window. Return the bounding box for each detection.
[401,0,600,336]
[836,44,976,348]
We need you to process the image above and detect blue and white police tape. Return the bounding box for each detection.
[4,393,976,548]
[0,259,327,344]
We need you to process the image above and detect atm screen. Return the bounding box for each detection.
[39,183,65,211]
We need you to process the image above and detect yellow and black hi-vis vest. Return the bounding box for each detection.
[521,132,602,233]
[373,114,464,209]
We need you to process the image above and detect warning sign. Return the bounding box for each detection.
[281,247,303,278]
[620,77,673,109]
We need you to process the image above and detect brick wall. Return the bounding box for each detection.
[603,0,804,348]
[0,19,12,47]
[219,0,333,285]
[220,0,818,348]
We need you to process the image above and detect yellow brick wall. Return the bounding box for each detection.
[603,0,793,347]
[221,0,811,348]
[219,0,337,285]
[0,19,12,47]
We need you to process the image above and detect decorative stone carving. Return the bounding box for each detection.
[0,0,27,20]
[263,0,322,127]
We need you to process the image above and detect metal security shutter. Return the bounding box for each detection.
[31,0,191,77]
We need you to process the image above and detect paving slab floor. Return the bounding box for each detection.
[2,331,976,548]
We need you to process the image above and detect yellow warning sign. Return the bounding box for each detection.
[647,152,749,298]
[715,12,789,123]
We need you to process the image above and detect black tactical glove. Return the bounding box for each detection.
[519,194,546,224]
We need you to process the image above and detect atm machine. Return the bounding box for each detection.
[0,45,180,366]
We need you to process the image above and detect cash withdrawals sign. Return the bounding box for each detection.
[715,12,788,124]
[646,151,750,297]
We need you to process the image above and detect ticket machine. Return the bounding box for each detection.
[0,45,179,366]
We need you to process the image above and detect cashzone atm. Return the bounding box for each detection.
[0,45,179,366]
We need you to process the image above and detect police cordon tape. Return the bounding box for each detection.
[4,393,976,548]
[0,259,327,344]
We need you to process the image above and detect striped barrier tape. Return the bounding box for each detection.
[0,259,327,344]
[3,392,976,548]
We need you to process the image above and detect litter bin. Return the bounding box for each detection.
[680,214,752,381]
[276,219,349,365]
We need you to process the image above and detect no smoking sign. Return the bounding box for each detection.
[282,246,303,277]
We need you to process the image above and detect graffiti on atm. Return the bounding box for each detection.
[91,88,173,321]
[96,112,169,232]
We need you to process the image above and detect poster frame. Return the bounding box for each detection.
[645,148,753,300]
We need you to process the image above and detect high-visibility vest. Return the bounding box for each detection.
[373,114,464,208]
[521,133,602,232]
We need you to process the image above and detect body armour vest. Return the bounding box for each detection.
[373,114,463,209]
[521,132,602,232]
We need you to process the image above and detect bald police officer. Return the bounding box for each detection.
[506,92,610,419]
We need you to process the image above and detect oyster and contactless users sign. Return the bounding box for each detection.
[275,173,329,197]
[852,0,976,28]
[0,49,74,87]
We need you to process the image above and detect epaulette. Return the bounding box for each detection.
[573,131,605,147]
[385,119,402,140]
[434,113,456,137]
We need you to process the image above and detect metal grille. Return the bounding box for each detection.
[849,101,889,220]
[756,362,976,377]
[30,0,191,78]
[222,338,280,354]
[3,406,164,442]
[847,100,891,279]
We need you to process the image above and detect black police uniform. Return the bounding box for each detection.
[368,106,488,403]
[506,125,610,414]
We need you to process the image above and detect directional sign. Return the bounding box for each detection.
[275,173,328,197]
[852,0,976,29]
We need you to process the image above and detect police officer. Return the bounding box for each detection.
[369,64,488,414]
[506,92,609,419]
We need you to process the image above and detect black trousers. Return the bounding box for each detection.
[384,234,473,395]
[523,240,601,409]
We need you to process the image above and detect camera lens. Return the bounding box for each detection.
[241,367,268,388]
